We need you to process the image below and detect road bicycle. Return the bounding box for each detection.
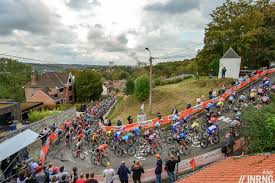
[91,151,110,167]
[138,141,162,157]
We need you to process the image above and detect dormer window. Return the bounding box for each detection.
[59,88,64,92]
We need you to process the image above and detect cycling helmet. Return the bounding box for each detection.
[106,131,112,137]
[210,117,217,123]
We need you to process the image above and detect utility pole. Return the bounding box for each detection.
[145,48,153,114]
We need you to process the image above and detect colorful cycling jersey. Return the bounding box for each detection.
[261,96,269,102]
[264,80,270,87]
[132,127,140,136]
[191,121,199,129]
[206,103,214,110]
[149,133,156,140]
[250,92,256,98]
[228,95,235,101]
[207,125,218,136]
[258,88,264,94]
[217,101,224,106]
[85,129,92,136]
[239,95,246,100]
[98,144,108,151]
[177,131,187,140]
[172,122,181,134]
[114,131,122,140]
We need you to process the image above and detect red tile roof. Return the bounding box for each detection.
[178,154,275,183]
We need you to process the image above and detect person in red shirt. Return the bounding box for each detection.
[75,173,86,183]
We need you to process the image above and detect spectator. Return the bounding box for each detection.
[75,173,86,183]
[195,72,200,80]
[201,95,206,102]
[71,167,78,183]
[131,161,144,183]
[41,128,49,145]
[117,161,131,183]
[212,89,217,98]
[85,173,89,181]
[107,120,112,126]
[165,155,180,183]
[25,171,36,183]
[222,67,227,78]
[1,159,12,179]
[103,162,115,183]
[196,97,201,105]
[172,107,178,115]
[117,120,122,126]
[186,103,192,109]
[35,168,47,183]
[155,154,163,183]
[50,175,58,183]
[17,171,27,183]
[58,166,70,182]
[208,88,213,99]
[86,172,98,183]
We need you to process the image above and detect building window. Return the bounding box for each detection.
[69,95,73,101]
[69,86,73,91]
[69,78,72,82]
[59,88,64,92]
[54,94,57,97]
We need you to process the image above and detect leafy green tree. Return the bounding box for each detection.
[124,79,135,95]
[240,95,275,153]
[0,58,32,101]
[134,75,150,102]
[74,69,103,102]
[118,71,130,80]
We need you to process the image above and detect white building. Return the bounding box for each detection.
[218,47,241,79]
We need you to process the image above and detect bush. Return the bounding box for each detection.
[134,75,150,102]
[125,79,135,95]
[28,109,60,123]
[240,95,275,153]
[154,78,161,86]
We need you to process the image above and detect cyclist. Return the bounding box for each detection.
[205,102,215,112]
[75,138,83,153]
[97,143,108,155]
[261,94,270,104]
[228,93,236,106]
[216,100,224,114]
[206,124,219,144]
[249,90,257,102]
[131,126,141,136]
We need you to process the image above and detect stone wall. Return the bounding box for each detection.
[0,108,76,143]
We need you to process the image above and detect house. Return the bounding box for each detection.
[101,82,113,96]
[112,79,126,91]
[0,101,22,125]
[177,154,275,183]
[218,47,241,79]
[23,72,74,109]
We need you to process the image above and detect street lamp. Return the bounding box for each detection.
[145,47,153,114]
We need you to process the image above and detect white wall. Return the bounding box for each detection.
[101,85,108,96]
[218,58,241,79]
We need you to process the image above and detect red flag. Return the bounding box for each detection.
[189,158,196,171]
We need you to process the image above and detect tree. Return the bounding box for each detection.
[239,95,275,153]
[118,71,130,80]
[124,79,135,95]
[74,69,103,102]
[134,75,150,102]
[196,0,274,73]
[0,58,32,102]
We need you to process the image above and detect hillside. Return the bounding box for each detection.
[107,77,234,123]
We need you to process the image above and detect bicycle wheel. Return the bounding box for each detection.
[114,148,123,157]
[91,155,98,165]
[181,144,191,155]
[101,156,110,167]
[184,136,192,145]
[79,153,85,160]
[213,135,220,144]
[71,150,78,158]
[153,145,162,155]
[138,147,149,157]
[127,146,136,156]
[165,136,174,144]
[200,138,208,148]
[201,122,208,130]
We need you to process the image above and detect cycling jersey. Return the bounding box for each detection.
[264,80,270,87]
[239,95,246,101]
[191,121,199,129]
[249,92,256,98]
[114,131,122,140]
[171,114,178,121]
[207,125,218,136]
[132,127,140,136]
[206,103,214,110]
[261,96,269,103]
[228,95,235,101]
[217,101,224,106]
[98,144,108,151]
[177,131,187,140]
[172,122,181,134]
[154,121,161,127]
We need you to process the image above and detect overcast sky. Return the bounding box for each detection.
[0,0,226,65]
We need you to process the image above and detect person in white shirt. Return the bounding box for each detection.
[103,163,115,183]
[196,97,201,104]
